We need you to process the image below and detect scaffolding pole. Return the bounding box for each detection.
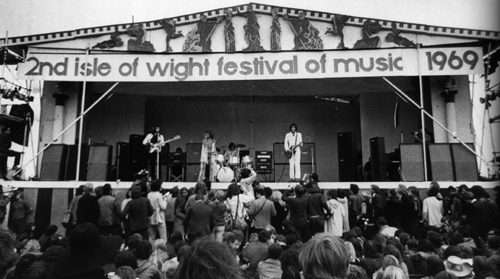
[15,82,120,176]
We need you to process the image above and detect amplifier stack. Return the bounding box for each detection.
[255,151,273,173]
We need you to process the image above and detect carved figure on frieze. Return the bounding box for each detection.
[284,11,323,50]
[220,9,236,53]
[385,22,416,47]
[270,8,282,51]
[325,14,350,49]
[92,31,124,49]
[159,19,184,52]
[127,24,155,52]
[353,20,381,49]
[182,15,221,53]
[241,4,264,52]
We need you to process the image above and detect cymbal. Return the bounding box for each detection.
[235,143,246,148]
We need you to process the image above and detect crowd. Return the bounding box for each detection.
[0,170,500,279]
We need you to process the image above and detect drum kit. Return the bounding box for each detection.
[215,143,253,182]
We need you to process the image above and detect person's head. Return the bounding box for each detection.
[255,187,266,198]
[228,142,235,150]
[396,184,407,196]
[419,239,436,253]
[134,241,153,260]
[115,250,138,269]
[470,185,488,199]
[386,237,404,254]
[271,190,283,203]
[447,231,464,246]
[239,168,251,179]
[472,256,489,279]
[337,189,346,199]
[44,224,58,236]
[487,235,500,250]
[174,237,244,279]
[126,233,143,251]
[435,271,458,279]
[363,240,382,258]
[268,243,282,260]
[407,239,419,251]
[130,186,141,199]
[309,183,322,194]
[23,261,48,279]
[289,123,298,132]
[350,184,360,195]
[299,233,350,279]
[150,179,163,192]
[310,173,319,182]
[226,183,240,199]
[457,244,474,259]
[376,216,388,228]
[294,185,306,197]
[384,244,403,263]
[382,254,401,270]
[428,184,440,197]
[203,130,214,139]
[372,234,387,253]
[327,189,337,200]
[178,187,190,199]
[258,230,273,244]
[280,248,301,271]
[427,230,443,249]
[487,255,500,279]
[408,186,419,197]
[398,232,410,247]
[114,266,137,279]
[443,245,462,259]
[170,186,179,198]
[427,256,446,277]
[102,184,112,195]
[381,266,406,279]
[371,184,380,194]
[152,126,160,134]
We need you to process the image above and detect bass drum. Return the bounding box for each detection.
[217,167,234,182]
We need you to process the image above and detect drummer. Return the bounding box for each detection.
[224,142,238,164]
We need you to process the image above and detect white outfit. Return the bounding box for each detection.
[337,197,350,232]
[240,168,257,198]
[284,131,303,180]
[325,198,346,237]
[226,194,255,219]
[422,196,443,227]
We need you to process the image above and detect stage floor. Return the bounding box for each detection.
[2,180,498,190]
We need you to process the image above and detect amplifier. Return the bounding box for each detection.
[168,152,186,165]
[255,151,273,173]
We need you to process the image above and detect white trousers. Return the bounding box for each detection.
[289,147,301,179]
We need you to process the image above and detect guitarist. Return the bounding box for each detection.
[143,126,165,179]
[284,123,303,182]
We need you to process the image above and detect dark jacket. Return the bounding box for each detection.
[76,194,100,226]
[122,189,154,231]
[306,192,330,218]
[283,191,308,226]
[183,200,214,237]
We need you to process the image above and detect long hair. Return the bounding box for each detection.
[174,237,244,279]
[204,130,214,139]
[299,233,350,279]
[226,183,240,199]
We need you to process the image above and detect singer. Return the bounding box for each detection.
[199,130,218,181]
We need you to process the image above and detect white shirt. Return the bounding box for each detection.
[423,196,443,227]
[284,132,302,151]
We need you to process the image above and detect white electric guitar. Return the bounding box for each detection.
[149,135,181,153]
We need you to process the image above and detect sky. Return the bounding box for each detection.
[1,0,499,38]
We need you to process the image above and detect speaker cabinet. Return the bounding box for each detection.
[451,143,478,181]
[339,156,356,182]
[428,143,454,181]
[337,132,355,158]
[65,145,89,181]
[274,164,315,182]
[370,137,387,181]
[129,134,147,180]
[186,143,202,164]
[185,164,200,182]
[40,144,68,181]
[400,144,425,182]
[87,145,112,181]
[116,142,129,181]
[273,142,316,165]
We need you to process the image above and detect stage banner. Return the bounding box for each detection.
[18,46,483,82]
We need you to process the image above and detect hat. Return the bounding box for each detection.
[444,256,472,277]
[53,223,122,277]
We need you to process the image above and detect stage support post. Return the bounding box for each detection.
[76,48,89,181]
[416,43,428,180]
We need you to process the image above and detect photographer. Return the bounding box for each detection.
[283,184,309,242]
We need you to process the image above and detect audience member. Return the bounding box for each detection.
[134,240,161,279]
[183,193,214,243]
[121,185,154,240]
[256,243,283,279]
[148,179,167,242]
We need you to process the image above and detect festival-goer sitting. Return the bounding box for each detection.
[115,250,138,270]
[380,266,406,279]
[472,256,490,279]
[361,240,384,276]
[282,219,300,247]
[134,240,161,279]
[149,239,169,269]
[38,224,59,252]
[383,244,410,278]
[161,243,190,279]
[23,261,49,279]
[373,255,406,279]
[111,266,137,279]
[50,223,122,279]
[345,241,369,279]
[421,256,445,279]
[241,230,273,278]
[299,233,350,279]
[377,217,398,238]
[411,239,438,275]
[256,243,283,279]
[173,237,245,279]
